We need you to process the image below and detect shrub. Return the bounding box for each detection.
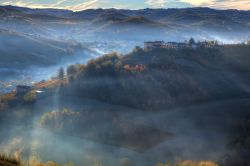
[23,91,36,103]
[156,160,219,166]
[39,108,80,131]
[198,161,219,166]
[58,67,65,79]
[0,100,8,110]
[0,154,22,166]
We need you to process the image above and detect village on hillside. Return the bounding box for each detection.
[1,39,250,110]
[144,39,250,51]
[144,39,217,51]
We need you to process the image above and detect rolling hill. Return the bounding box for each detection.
[0,6,250,41]
[1,46,249,165]
[0,29,81,69]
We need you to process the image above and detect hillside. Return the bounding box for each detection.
[0,45,250,165]
[70,8,250,34]
[3,45,249,111]
[0,28,83,81]
[62,46,250,111]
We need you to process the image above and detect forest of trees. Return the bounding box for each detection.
[61,46,250,111]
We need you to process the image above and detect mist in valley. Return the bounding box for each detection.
[1,93,250,165]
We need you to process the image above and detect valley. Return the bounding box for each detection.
[0,4,250,166]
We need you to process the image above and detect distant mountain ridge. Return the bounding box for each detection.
[1,5,250,22]
[1,5,250,37]
[1,5,250,46]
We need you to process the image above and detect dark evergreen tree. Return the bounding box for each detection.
[58,67,65,79]
[189,37,196,46]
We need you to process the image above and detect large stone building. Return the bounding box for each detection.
[144,41,190,50]
[164,42,189,49]
[144,41,165,51]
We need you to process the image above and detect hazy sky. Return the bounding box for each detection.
[0,0,250,11]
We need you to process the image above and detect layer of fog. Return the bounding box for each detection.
[0,48,98,94]
[1,93,249,165]
[1,18,249,88]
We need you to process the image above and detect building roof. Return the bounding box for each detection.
[144,41,164,44]
[16,85,31,89]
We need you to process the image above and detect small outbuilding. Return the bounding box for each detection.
[16,85,31,95]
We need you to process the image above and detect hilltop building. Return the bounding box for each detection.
[144,41,165,51]
[164,42,189,49]
[144,40,218,51]
[144,41,190,50]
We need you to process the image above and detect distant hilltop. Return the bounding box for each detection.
[144,39,218,51]
[144,39,250,51]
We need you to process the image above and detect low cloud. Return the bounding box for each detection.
[0,0,101,10]
[145,0,167,8]
[180,0,250,10]
[66,0,100,10]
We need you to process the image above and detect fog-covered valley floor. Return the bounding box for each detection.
[0,49,97,94]
[1,93,250,166]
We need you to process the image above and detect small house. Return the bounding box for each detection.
[16,85,31,95]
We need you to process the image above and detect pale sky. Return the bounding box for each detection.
[0,0,250,11]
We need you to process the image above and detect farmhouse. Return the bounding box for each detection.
[16,85,31,95]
